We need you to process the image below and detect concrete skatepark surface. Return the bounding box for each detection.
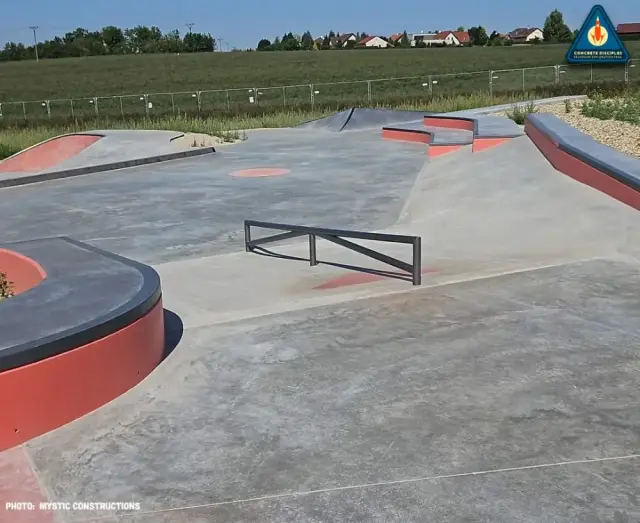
[1,106,639,522]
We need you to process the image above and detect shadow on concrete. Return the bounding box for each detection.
[250,245,414,283]
[163,309,184,360]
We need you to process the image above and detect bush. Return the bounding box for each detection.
[506,101,538,124]
[0,272,13,299]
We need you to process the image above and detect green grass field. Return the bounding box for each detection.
[0,43,638,124]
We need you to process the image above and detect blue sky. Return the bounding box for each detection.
[1,0,639,49]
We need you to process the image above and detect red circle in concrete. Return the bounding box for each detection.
[230,168,290,178]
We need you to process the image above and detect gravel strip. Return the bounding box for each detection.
[496,101,639,158]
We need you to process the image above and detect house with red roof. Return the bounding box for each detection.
[358,36,389,48]
[432,30,470,46]
[617,23,640,40]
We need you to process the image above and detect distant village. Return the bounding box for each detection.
[256,19,640,51]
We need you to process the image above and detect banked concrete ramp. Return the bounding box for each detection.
[297,107,428,132]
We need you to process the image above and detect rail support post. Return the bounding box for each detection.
[244,222,252,252]
[412,237,422,286]
[309,234,318,266]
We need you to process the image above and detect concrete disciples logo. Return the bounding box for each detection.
[566,5,630,64]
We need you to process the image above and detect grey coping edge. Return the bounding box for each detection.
[527,113,640,192]
[0,147,216,189]
[0,237,162,372]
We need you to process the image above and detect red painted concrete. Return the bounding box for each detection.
[0,249,47,296]
[0,447,53,523]
[429,145,463,157]
[315,268,438,290]
[525,121,640,211]
[0,135,102,173]
[382,129,432,145]
[0,298,165,452]
[472,137,510,153]
[423,116,474,132]
[230,168,291,178]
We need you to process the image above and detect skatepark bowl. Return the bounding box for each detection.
[1,105,640,522]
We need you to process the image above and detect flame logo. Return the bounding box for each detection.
[587,17,609,46]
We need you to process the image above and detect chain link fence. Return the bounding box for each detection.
[0,60,637,124]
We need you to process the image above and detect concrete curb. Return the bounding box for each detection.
[0,147,216,188]
[525,113,640,210]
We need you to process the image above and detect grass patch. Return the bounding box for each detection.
[581,89,640,125]
[505,101,538,125]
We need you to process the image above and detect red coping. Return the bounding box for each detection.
[315,267,438,290]
[423,116,475,132]
[382,129,432,145]
[525,121,640,211]
[0,298,165,452]
[0,135,102,173]
[0,250,47,295]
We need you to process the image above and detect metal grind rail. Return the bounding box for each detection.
[244,220,422,285]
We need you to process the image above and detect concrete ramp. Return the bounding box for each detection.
[297,108,429,132]
[296,108,354,131]
[0,134,102,173]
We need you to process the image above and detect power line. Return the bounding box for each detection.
[29,25,39,62]
[185,23,194,34]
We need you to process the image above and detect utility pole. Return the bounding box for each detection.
[217,37,225,52]
[186,23,194,34]
[29,25,39,62]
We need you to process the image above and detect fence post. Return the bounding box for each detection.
[144,94,149,117]
[625,61,629,83]
[554,65,560,84]
[22,102,27,120]
[93,97,99,116]
[367,80,372,104]
[428,75,433,96]
[310,84,314,109]
[0,103,2,119]
[196,91,202,113]
[522,69,525,92]
[489,70,493,97]
[70,99,75,118]
[45,100,51,119]
[282,86,286,106]
[226,90,230,111]
[119,97,124,118]
[590,64,594,83]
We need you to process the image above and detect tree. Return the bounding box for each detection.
[257,38,272,51]
[321,35,331,50]
[400,30,410,48]
[301,31,314,50]
[543,9,573,43]
[101,26,124,52]
[457,26,465,32]
[468,26,489,46]
[328,30,336,38]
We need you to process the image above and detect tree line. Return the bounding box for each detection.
[0,25,216,61]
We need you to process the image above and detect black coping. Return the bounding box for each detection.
[0,237,162,372]
[527,113,640,192]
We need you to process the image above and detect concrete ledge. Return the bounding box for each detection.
[525,113,640,210]
[381,127,468,157]
[0,238,164,450]
[0,147,216,188]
